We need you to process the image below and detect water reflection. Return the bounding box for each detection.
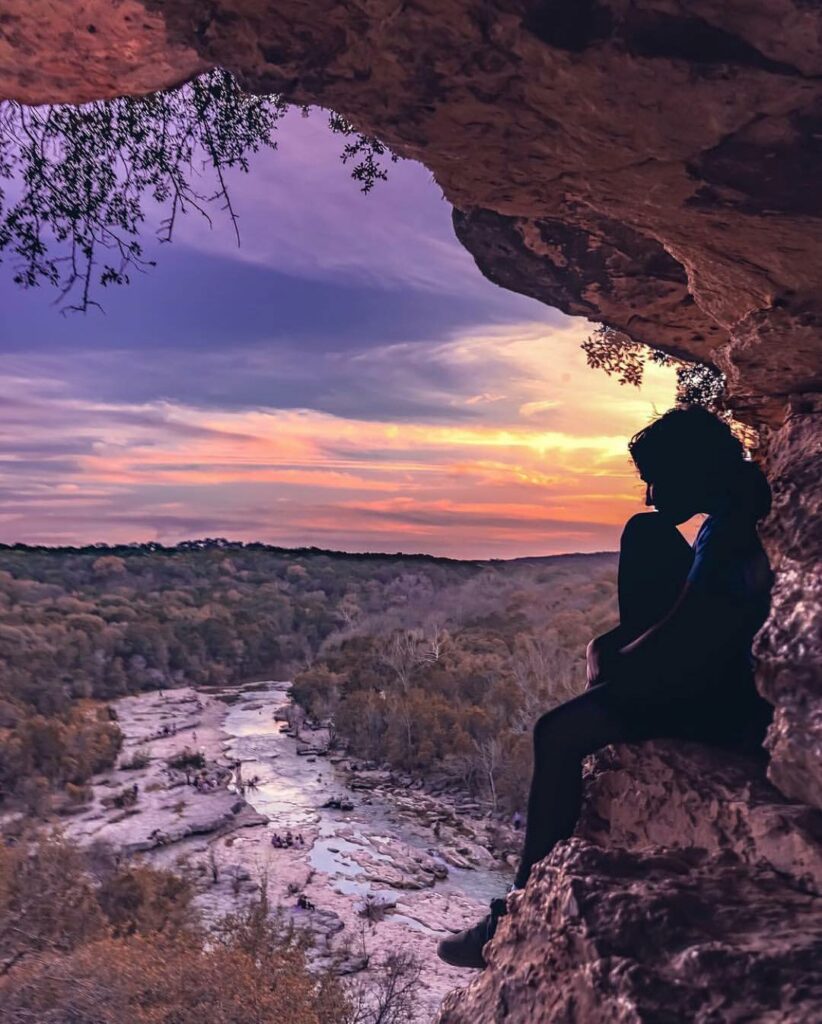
[223,683,511,911]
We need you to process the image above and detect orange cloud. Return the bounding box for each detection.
[0,317,679,556]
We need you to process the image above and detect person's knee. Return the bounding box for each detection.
[533,691,618,760]
[533,706,577,756]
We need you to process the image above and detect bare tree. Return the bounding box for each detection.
[343,949,423,1024]
[472,735,502,811]
[423,622,448,663]
[337,594,362,629]
[378,631,427,695]
[510,635,578,733]
[286,702,306,740]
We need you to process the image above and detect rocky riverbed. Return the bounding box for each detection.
[63,682,515,1020]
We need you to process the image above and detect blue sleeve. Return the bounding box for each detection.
[686,517,725,591]
[686,516,771,606]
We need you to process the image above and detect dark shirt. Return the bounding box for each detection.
[607,508,774,748]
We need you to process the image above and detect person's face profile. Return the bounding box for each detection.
[643,469,701,524]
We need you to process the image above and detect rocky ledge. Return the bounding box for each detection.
[438,837,822,1024]
[438,741,822,1022]
[581,741,822,893]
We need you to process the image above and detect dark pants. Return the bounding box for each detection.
[513,513,770,890]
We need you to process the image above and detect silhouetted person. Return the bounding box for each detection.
[438,406,774,969]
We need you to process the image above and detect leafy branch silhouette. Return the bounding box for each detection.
[582,325,726,409]
[0,71,397,312]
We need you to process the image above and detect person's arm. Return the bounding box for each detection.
[608,579,749,702]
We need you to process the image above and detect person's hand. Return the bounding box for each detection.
[586,630,622,688]
[586,636,604,688]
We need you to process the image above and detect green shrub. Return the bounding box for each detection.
[167,748,205,771]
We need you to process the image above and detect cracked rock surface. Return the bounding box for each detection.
[437,838,822,1024]
[580,741,822,894]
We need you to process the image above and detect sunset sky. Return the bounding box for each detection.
[0,108,678,559]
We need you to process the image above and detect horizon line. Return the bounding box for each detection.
[0,537,619,566]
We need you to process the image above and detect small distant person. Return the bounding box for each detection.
[511,811,523,831]
[438,406,774,970]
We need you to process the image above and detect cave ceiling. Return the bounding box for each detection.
[2,1,821,425]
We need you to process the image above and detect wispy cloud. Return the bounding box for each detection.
[0,317,676,556]
[0,110,678,557]
[172,108,508,300]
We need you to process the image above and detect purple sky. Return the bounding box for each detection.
[0,108,677,557]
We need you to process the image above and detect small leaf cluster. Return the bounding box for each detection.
[326,110,400,194]
[582,324,726,409]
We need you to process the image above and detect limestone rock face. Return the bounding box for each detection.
[755,396,822,809]
[437,838,822,1024]
[580,741,822,894]
[1,0,819,807]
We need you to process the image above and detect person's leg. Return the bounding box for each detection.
[513,684,632,889]
[618,512,694,640]
[438,685,639,969]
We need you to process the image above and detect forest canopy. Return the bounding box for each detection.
[0,542,617,813]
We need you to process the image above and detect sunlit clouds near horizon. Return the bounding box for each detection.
[0,109,677,559]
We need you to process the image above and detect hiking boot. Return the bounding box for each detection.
[436,896,508,969]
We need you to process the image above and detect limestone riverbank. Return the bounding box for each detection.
[64,682,515,1021]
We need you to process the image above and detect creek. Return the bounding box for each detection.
[223,683,512,911]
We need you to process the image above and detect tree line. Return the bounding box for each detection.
[291,554,619,814]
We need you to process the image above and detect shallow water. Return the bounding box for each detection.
[223,683,511,911]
